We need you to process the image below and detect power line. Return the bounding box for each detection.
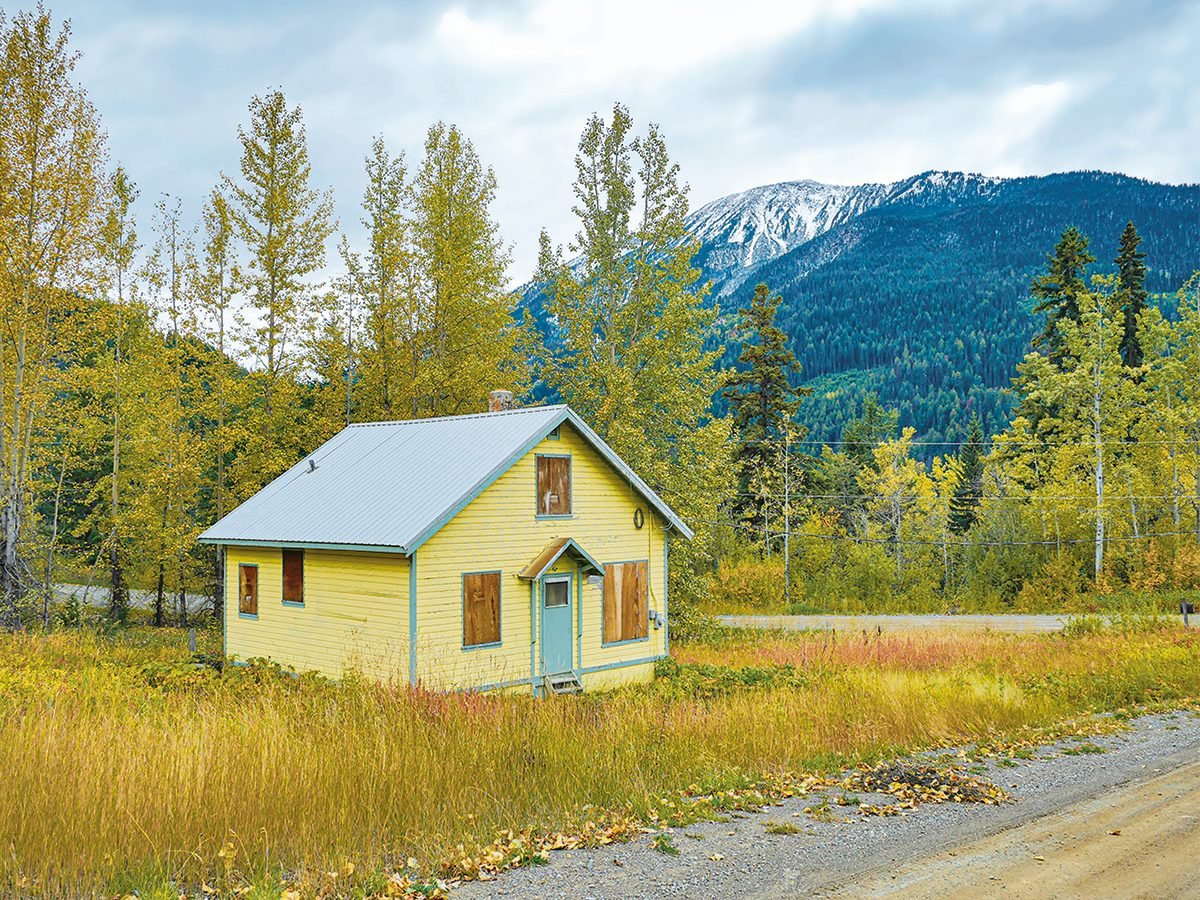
[690,520,1200,549]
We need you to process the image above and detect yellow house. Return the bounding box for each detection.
[198,399,692,694]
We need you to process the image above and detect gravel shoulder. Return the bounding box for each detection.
[457,711,1200,899]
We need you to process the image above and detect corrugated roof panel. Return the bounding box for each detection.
[199,404,693,551]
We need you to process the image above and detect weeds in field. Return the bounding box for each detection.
[0,622,1197,896]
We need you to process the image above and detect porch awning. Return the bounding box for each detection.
[518,537,605,580]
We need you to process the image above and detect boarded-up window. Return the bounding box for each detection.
[536,455,571,516]
[463,572,501,647]
[282,549,304,605]
[603,561,648,643]
[238,564,258,616]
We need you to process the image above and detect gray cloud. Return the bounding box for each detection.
[45,0,1200,282]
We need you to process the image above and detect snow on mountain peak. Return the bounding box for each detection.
[686,171,1009,290]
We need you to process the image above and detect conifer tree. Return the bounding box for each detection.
[1031,226,1095,368]
[723,283,809,533]
[1115,220,1148,369]
[98,166,138,620]
[842,393,899,470]
[948,414,984,534]
[224,90,334,496]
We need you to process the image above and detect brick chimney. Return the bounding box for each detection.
[488,389,514,413]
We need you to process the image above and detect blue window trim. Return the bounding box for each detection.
[602,635,650,648]
[462,569,504,650]
[534,452,573,519]
[281,547,305,607]
[600,557,652,648]
[237,562,259,619]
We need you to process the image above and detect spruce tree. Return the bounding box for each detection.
[1115,220,1148,369]
[722,283,808,531]
[948,414,984,534]
[1031,226,1095,368]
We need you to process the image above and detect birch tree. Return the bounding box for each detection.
[0,10,106,623]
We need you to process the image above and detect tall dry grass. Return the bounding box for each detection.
[2,624,1199,895]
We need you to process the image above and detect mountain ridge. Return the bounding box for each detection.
[523,168,1200,450]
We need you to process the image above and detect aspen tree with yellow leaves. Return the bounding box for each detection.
[0,9,107,623]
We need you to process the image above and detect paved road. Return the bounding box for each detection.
[54,582,211,614]
[718,614,1071,634]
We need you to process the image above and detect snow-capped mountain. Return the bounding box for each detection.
[688,171,1006,294]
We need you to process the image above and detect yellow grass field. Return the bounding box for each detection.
[3,619,1199,897]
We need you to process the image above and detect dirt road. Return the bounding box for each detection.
[834,759,1200,898]
[461,713,1200,899]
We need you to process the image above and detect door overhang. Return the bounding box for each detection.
[519,537,604,580]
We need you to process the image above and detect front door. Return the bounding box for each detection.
[541,575,573,675]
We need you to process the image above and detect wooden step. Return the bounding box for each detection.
[545,671,582,695]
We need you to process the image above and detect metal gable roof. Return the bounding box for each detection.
[199,404,693,553]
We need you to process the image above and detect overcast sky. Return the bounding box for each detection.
[45,0,1200,282]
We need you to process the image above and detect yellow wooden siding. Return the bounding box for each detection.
[416,422,667,690]
[224,547,409,682]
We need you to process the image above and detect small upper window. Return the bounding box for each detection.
[239,564,258,616]
[547,425,561,440]
[282,549,304,605]
[536,455,571,516]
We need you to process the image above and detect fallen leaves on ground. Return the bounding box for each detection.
[842,761,1008,817]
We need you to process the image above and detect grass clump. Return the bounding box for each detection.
[763,821,802,835]
[0,622,1198,895]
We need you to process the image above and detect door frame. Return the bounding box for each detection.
[539,572,574,677]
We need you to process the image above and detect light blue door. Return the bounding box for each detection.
[541,576,573,675]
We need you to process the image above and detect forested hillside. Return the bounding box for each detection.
[709,171,1200,448]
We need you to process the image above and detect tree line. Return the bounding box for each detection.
[0,10,724,627]
[723,219,1200,612]
[3,8,1197,630]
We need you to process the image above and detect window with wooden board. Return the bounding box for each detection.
[463,571,502,647]
[536,454,571,516]
[603,561,648,644]
[282,549,304,605]
[238,564,258,616]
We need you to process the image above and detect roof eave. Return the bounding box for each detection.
[195,537,410,555]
